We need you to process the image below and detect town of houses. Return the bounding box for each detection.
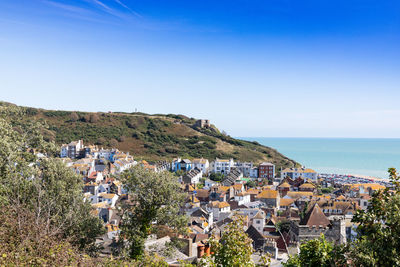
[58,139,391,265]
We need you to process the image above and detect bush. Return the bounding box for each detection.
[96,137,106,145]
[70,112,79,122]
[209,172,224,182]
[89,114,100,123]
[110,138,118,148]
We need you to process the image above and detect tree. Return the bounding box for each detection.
[209,172,224,182]
[246,180,257,188]
[283,235,346,267]
[0,105,105,255]
[349,168,400,266]
[321,187,335,194]
[119,166,188,259]
[276,220,291,234]
[203,215,266,267]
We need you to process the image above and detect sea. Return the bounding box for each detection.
[240,137,400,179]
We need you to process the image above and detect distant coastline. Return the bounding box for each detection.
[239,137,400,179]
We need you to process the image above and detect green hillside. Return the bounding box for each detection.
[2,102,298,169]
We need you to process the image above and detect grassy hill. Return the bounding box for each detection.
[1,102,298,170]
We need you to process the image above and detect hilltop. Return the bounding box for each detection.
[1,102,298,169]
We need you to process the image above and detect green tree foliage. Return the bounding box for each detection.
[119,166,188,259]
[203,215,264,267]
[276,220,291,234]
[246,180,257,188]
[321,187,335,194]
[0,105,104,255]
[349,168,400,266]
[283,235,346,267]
[209,172,224,182]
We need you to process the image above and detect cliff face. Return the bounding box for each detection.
[2,102,298,169]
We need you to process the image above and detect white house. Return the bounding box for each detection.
[204,179,218,189]
[235,162,253,177]
[212,158,235,175]
[87,171,103,183]
[209,201,231,221]
[192,158,210,174]
[281,167,318,181]
[252,211,266,233]
[234,192,251,205]
[114,158,137,174]
[183,168,202,184]
[97,193,119,208]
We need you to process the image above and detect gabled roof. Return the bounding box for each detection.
[253,210,265,220]
[98,193,117,199]
[233,184,244,191]
[246,225,265,241]
[346,183,385,191]
[196,189,210,198]
[280,198,295,207]
[300,203,330,227]
[259,162,274,166]
[192,158,208,164]
[191,208,209,218]
[278,182,291,188]
[256,190,278,199]
[189,233,209,243]
[280,207,300,219]
[180,159,192,164]
[210,201,230,209]
[299,182,316,189]
[247,188,261,195]
[221,169,242,186]
[286,191,314,199]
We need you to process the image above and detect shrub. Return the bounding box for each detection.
[89,114,100,123]
[70,112,79,122]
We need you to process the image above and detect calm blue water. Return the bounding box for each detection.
[240,138,400,179]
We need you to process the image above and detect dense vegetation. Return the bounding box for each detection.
[1,102,298,170]
[0,105,105,265]
[118,166,188,259]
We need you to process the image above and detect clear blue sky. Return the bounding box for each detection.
[1,1,399,137]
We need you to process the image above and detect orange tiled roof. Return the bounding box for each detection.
[299,183,315,189]
[280,198,295,206]
[210,201,230,209]
[256,190,278,199]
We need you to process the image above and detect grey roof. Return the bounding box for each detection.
[246,225,265,241]
[259,162,274,166]
[183,168,202,184]
[221,169,242,186]
[191,207,209,217]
